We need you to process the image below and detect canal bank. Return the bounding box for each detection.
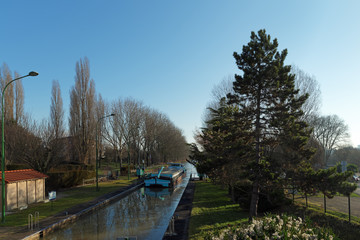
[0,163,197,240]
[0,181,143,240]
[163,180,196,240]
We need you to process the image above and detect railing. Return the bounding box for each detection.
[28,211,39,231]
[83,176,108,186]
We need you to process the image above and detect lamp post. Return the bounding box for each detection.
[1,71,38,223]
[96,113,115,192]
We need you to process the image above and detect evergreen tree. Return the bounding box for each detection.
[227,29,312,219]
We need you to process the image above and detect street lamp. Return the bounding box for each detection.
[1,71,38,223]
[96,113,115,191]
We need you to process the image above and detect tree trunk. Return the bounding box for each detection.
[305,194,308,208]
[230,184,235,203]
[249,86,261,221]
[249,179,260,220]
[348,195,351,222]
[323,194,327,213]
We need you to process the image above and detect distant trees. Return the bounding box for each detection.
[105,98,188,168]
[312,114,350,166]
[0,58,187,175]
[331,146,360,167]
[291,66,321,122]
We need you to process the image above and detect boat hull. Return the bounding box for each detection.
[144,164,185,188]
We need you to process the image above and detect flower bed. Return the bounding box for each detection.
[204,214,338,240]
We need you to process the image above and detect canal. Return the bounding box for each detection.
[43,163,197,240]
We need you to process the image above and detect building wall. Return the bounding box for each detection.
[18,181,27,208]
[28,180,35,204]
[4,179,46,211]
[35,179,44,202]
[6,183,17,210]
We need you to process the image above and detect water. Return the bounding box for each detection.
[44,163,197,240]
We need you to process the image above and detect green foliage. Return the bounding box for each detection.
[191,29,314,219]
[227,29,312,217]
[234,181,291,212]
[335,162,358,174]
[347,163,358,173]
[314,167,353,198]
[294,162,317,198]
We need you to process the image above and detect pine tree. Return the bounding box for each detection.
[228,29,311,219]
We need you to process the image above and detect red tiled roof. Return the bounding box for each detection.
[0,169,48,183]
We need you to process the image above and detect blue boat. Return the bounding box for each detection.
[144,163,186,188]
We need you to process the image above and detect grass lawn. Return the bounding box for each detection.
[189,181,248,239]
[3,176,137,227]
[189,181,360,239]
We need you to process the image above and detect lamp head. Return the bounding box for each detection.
[28,71,39,76]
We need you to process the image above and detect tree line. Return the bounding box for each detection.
[190,29,356,220]
[0,57,188,174]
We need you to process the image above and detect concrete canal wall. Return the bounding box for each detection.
[163,180,196,240]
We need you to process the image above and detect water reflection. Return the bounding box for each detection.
[44,163,196,240]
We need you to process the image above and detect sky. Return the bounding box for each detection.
[1,1,360,146]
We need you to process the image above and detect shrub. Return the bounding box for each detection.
[205,214,338,240]
[6,164,30,170]
[234,182,290,212]
[46,170,95,190]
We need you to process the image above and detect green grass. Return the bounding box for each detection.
[2,176,137,227]
[279,202,360,239]
[188,181,360,239]
[189,181,248,239]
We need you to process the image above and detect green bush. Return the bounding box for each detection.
[234,182,290,212]
[347,164,358,173]
[47,170,95,190]
[6,164,30,170]
[120,164,135,174]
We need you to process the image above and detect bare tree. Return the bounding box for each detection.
[312,114,350,166]
[0,63,14,121]
[203,75,235,124]
[107,98,188,168]
[69,57,97,164]
[95,93,106,165]
[108,99,126,170]
[14,71,25,124]
[291,65,322,122]
[50,80,65,139]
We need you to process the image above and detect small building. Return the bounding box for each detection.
[0,169,48,211]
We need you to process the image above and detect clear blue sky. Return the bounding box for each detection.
[1,1,360,146]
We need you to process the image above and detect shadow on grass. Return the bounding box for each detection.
[189,181,249,238]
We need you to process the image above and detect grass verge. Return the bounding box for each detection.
[2,176,137,227]
[189,181,248,239]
